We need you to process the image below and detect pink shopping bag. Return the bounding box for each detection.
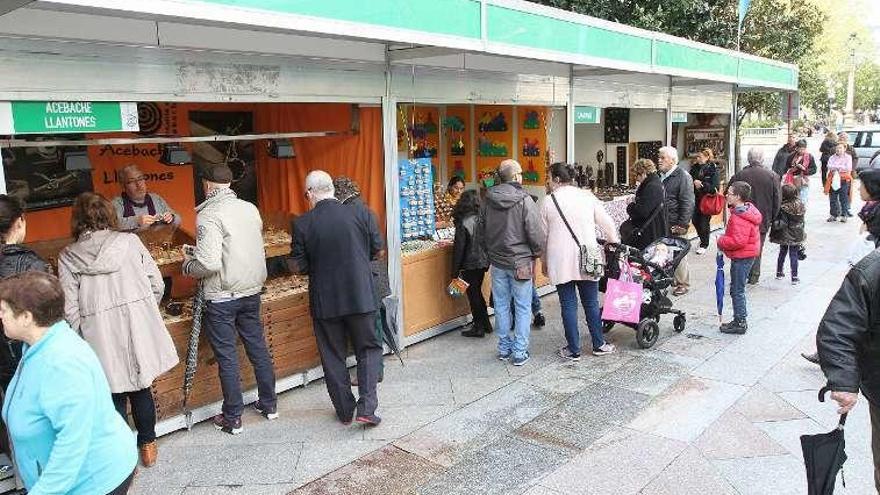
[601,264,643,324]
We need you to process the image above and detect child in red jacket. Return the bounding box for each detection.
[717,181,763,334]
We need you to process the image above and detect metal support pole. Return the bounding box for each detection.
[0,143,6,194]
[566,65,575,162]
[730,86,739,177]
[666,76,674,147]
[382,49,405,348]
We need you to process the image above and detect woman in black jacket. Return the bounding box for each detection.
[451,190,491,337]
[819,131,838,184]
[857,169,880,246]
[624,159,668,250]
[690,148,720,254]
[0,195,50,389]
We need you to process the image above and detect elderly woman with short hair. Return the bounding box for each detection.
[624,158,668,250]
[0,271,137,494]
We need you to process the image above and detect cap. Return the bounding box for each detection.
[203,165,233,184]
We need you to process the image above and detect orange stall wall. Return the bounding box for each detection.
[25,103,386,243]
[254,103,386,231]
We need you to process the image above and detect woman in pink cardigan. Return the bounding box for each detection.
[826,142,853,222]
[541,163,620,361]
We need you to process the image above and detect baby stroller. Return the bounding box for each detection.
[600,237,690,348]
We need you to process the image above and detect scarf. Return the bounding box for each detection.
[121,193,156,218]
[859,201,880,226]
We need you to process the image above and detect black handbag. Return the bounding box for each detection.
[551,193,603,277]
[797,244,807,261]
[622,201,664,247]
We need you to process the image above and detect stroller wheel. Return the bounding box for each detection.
[602,320,615,333]
[673,314,686,333]
[636,319,660,349]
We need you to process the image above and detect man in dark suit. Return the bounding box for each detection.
[289,170,384,426]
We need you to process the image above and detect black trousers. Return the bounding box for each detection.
[313,312,382,421]
[748,230,768,283]
[692,208,712,249]
[461,269,491,332]
[106,470,135,495]
[112,388,157,447]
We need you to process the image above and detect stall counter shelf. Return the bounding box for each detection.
[401,240,551,338]
[154,274,317,422]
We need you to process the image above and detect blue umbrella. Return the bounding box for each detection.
[715,252,725,324]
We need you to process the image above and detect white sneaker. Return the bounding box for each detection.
[593,343,616,356]
[695,247,706,255]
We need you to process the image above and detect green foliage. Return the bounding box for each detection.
[740,118,782,128]
[527,0,826,123]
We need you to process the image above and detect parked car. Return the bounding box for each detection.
[844,127,880,170]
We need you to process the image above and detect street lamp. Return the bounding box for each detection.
[844,33,857,125]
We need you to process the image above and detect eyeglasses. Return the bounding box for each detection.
[125,176,146,185]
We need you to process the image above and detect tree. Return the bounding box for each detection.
[527,0,825,124]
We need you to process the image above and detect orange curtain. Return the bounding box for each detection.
[254,103,386,232]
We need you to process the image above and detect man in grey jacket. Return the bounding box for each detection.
[182,164,276,435]
[658,146,695,296]
[482,159,544,366]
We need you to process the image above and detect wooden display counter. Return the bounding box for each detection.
[153,280,319,421]
[401,243,551,337]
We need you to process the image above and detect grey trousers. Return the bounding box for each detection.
[313,312,382,421]
[748,230,769,283]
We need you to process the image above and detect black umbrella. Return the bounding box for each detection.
[380,296,404,366]
[182,283,206,430]
[800,385,848,495]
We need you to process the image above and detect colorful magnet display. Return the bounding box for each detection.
[398,158,436,242]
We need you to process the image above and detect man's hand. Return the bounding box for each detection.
[138,214,157,227]
[160,212,174,224]
[830,391,859,414]
[693,179,703,189]
[671,225,688,236]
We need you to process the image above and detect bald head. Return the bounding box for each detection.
[747,148,765,167]
[119,164,148,201]
[498,159,522,183]
[305,170,334,206]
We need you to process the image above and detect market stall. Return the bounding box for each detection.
[8,101,387,431]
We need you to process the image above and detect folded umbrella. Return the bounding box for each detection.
[380,296,405,366]
[182,283,206,430]
[715,252,725,324]
[800,385,848,494]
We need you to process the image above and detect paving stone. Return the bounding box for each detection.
[393,381,557,467]
[377,376,456,407]
[639,447,737,495]
[539,427,686,495]
[551,382,651,429]
[522,486,564,495]
[758,347,827,393]
[450,373,514,405]
[732,386,806,422]
[291,445,442,495]
[599,356,687,396]
[713,455,808,495]
[513,412,612,454]
[183,484,297,495]
[361,404,458,441]
[627,377,746,443]
[415,434,567,495]
[183,442,303,486]
[693,411,787,460]
[292,440,389,487]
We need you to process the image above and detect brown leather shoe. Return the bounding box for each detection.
[139,441,158,468]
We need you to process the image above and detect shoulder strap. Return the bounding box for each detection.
[550,193,581,246]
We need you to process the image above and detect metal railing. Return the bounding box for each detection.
[741,127,783,138]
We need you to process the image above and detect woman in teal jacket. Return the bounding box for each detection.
[0,271,137,495]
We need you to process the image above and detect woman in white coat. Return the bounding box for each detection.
[57,192,178,468]
[541,163,620,361]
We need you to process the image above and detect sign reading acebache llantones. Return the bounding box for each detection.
[0,101,139,134]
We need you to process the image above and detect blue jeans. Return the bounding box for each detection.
[204,294,277,420]
[491,266,532,359]
[829,180,851,217]
[508,284,542,325]
[556,280,604,354]
[730,258,755,321]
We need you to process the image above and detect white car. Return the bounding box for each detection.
[845,127,880,170]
